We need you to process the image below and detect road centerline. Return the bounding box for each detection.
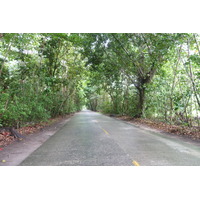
[19,110,200,166]
[101,128,110,135]
[93,120,110,135]
[132,160,140,166]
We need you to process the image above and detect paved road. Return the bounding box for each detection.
[20,110,200,166]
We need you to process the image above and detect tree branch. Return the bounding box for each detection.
[111,34,144,77]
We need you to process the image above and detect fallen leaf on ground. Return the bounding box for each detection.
[115,115,200,141]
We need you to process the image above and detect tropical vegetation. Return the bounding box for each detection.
[0,33,199,128]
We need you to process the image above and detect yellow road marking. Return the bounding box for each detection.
[132,160,140,166]
[101,128,109,135]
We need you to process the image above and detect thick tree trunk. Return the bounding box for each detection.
[135,86,145,118]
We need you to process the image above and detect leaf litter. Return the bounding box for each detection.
[115,115,200,141]
[0,114,73,147]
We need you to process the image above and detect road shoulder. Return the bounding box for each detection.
[111,115,200,146]
[0,116,72,166]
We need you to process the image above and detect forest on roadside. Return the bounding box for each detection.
[0,33,200,129]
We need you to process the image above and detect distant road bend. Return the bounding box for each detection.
[20,110,200,166]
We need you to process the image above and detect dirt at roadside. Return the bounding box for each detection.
[114,115,200,141]
[0,114,74,148]
[0,114,73,166]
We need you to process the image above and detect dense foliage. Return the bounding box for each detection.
[81,33,200,127]
[0,33,199,128]
[0,33,85,127]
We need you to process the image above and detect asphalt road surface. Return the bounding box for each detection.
[20,110,200,166]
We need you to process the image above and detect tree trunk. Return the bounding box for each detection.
[0,127,24,139]
[135,86,145,118]
[187,40,200,108]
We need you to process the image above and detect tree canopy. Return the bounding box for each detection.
[0,33,199,128]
